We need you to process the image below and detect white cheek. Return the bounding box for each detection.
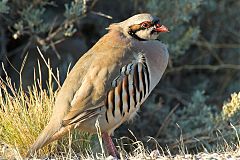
[150,34,159,40]
[135,29,159,40]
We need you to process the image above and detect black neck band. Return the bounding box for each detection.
[128,31,147,41]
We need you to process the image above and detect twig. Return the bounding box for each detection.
[218,70,236,95]
[90,11,112,19]
[198,36,224,64]
[90,0,99,9]
[196,41,240,49]
[155,104,180,138]
[156,90,189,106]
[6,42,34,61]
[50,40,61,60]
[166,64,240,73]
[36,46,61,88]
[21,39,32,58]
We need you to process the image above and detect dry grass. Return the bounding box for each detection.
[0,61,91,159]
[1,132,240,159]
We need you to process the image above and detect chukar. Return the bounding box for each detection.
[27,13,169,157]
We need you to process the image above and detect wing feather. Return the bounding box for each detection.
[61,45,134,126]
[62,53,150,126]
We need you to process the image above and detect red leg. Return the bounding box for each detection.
[102,132,118,157]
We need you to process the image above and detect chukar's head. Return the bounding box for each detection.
[118,13,169,41]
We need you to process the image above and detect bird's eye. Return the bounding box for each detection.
[141,22,150,28]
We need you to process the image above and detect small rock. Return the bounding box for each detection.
[150,149,161,158]
[105,155,119,160]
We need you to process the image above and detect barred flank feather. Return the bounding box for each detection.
[105,56,151,123]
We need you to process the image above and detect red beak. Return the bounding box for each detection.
[154,25,169,33]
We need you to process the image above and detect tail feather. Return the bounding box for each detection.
[26,121,61,157]
[26,121,75,157]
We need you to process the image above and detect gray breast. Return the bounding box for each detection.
[132,40,169,92]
